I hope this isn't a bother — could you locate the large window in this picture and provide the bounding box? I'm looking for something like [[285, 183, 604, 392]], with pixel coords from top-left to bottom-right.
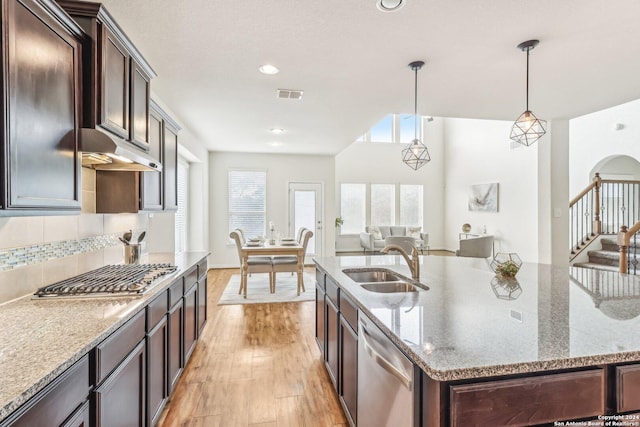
[[399, 184, 423, 226], [355, 114, 426, 144], [371, 184, 395, 226], [175, 157, 189, 253], [338, 183, 424, 233], [228, 170, 266, 240], [340, 184, 366, 234]]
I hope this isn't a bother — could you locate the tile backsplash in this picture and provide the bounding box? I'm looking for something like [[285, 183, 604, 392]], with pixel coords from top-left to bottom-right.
[[0, 213, 149, 304]]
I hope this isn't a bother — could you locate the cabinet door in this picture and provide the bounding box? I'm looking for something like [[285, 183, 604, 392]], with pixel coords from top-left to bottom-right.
[[167, 301, 184, 394], [184, 285, 198, 363], [147, 317, 167, 427], [140, 108, 163, 210], [339, 316, 357, 426], [197, 278, 207, 335], [130, 59, 150, 150], [100, 26, 130, 139], [61, 401, 89, 427], [315, 285, 325, 355], [163, 123, 179, 211], [4, 0, 81, 210], [95, 340, 146, 427], [325, 298, 339, 389]]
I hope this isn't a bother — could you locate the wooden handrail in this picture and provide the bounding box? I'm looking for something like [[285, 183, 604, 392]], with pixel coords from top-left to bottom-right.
[[617, 221, 640, 273], [569, 181, 597, 207], [601, 179, 640, 185]]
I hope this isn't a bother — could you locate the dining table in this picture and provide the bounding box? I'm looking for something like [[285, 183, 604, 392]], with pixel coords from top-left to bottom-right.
[[240, 240, 305, 298]]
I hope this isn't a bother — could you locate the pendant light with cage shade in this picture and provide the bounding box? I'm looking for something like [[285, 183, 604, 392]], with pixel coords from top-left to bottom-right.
[[402, 61, 430, 170], [510, 40, 547, 146]]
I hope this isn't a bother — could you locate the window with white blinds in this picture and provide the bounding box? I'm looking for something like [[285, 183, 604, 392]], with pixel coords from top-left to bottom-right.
[[228, 170, 266, 240], [175, 158, 189, 253]]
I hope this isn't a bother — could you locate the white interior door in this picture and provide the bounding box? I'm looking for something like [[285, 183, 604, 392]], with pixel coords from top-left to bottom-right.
[[288, 182, 323, 257]]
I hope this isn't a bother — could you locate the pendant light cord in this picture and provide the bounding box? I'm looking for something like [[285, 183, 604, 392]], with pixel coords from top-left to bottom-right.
[[414, 65, 418, 140], [525, 47, 530, 112]]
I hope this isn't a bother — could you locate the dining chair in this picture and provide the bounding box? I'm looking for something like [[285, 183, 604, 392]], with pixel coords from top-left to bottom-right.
[[271, 229, 313, 293], [229, 230, 273, 295]]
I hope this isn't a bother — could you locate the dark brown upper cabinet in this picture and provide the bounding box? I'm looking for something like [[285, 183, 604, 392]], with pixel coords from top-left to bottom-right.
[[0, 0, 83, 214], [56, 1, 156, 151], [163, 120, 179, 211], [140, 104, 164, 211], [140, 100, 180, 212]]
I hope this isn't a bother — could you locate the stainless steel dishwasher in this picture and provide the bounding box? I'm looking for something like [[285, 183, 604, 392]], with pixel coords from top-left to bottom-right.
[[357, 312, 415, 427]]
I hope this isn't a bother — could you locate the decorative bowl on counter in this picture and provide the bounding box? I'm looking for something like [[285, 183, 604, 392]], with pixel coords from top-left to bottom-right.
[[490, 252, 523, 278]]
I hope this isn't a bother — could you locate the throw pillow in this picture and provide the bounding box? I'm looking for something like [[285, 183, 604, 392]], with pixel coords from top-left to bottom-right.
[[407, 226, 422, 239], [369, 226, 382, 240]]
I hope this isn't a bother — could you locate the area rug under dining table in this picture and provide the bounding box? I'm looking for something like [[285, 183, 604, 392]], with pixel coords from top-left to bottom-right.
[[218, 272, 316, 305]]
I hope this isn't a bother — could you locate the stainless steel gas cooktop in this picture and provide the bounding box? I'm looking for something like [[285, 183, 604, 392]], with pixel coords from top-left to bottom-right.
[[34, 263, 177, 298]]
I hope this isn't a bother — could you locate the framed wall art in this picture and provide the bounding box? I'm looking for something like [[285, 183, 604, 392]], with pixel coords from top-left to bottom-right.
[[468, 183, 498, 212]]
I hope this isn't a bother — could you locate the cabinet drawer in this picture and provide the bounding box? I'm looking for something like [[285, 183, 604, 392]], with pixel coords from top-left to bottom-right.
[[617, 364, 640, 413], [184, 266, 198, 289], [146, 290, 168, 330], [326, 276, 339, 306], [168, 277, 184, 308], [315, 269, 325, 291], [450, 369, 605, 426], [5, 355, 89, 427], [339, 292, 358, 332], [95, 310, 146, 384], [197, 258, 208, 280]]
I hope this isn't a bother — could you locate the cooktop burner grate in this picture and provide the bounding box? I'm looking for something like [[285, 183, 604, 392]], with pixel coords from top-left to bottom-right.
[[34, 263, 177, 298]]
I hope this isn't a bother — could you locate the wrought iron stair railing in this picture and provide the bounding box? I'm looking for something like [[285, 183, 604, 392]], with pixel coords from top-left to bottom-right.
[[570, 173, 640, 261]]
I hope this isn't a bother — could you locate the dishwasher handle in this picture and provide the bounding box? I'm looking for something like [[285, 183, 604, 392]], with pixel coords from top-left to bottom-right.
[[360, 321, 413, 390]]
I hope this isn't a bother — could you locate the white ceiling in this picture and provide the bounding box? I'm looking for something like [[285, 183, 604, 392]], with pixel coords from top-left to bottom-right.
[[96, 0, 640, 155]]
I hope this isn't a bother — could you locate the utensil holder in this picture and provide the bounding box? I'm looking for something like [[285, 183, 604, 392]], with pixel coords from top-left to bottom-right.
[[124, 244, 141, 264]]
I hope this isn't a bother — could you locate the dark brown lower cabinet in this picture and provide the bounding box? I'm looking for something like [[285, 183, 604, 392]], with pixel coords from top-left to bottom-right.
[[147, 317, 167, 427], [184, 284, 198, 363], [168, 300, 184, 394], [315, 284, 325, 355], [325, 298, 339, 389], [339, 315, 357, 427], [94, 340, 146, 427], [61, 401, 89, 427], [0, 355, 90, 427], [197, 277, 207, 335]]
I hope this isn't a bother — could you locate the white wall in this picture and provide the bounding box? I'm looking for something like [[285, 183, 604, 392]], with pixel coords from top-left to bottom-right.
[[443, 118, 539, 262], [570, 98, 640, 196], [335, 118, 445, 250], [209, 152, 335, 268]]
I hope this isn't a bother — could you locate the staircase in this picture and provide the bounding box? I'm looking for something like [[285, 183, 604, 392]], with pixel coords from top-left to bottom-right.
[[574, 237, 640, 272]]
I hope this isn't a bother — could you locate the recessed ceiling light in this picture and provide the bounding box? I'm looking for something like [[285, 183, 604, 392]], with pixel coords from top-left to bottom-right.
[[270, 141, 283, 147], [270, 128, 284, 134], [259, 64, 279, 75], [376, 0, 405, 12]]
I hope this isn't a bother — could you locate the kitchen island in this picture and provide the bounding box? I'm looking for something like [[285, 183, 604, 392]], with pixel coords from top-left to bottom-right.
[[0, 251, 208, 426], [314, 255, 640, 426]]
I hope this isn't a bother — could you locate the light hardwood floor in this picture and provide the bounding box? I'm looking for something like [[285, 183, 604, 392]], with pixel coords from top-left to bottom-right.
[[157, 267, 348, 427]]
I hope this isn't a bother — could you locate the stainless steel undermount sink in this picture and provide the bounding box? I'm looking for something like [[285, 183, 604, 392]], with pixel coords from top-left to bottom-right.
[[343, 268, 404, 283], [342, 268, 429, 293], [361, 282, 417, 293]]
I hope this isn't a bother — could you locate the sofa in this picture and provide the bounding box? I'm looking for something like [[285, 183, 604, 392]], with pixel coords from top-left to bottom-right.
[[456, 235, 494, 258], [359, 226, 428, 252]]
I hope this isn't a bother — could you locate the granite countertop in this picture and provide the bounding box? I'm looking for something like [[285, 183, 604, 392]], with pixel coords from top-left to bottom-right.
[[314, 255, 640, 382], [0, 251, 208, 423]]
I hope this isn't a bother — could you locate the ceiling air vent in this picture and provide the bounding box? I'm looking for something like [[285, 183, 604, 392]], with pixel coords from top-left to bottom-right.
[[277, 89, 304, 100]]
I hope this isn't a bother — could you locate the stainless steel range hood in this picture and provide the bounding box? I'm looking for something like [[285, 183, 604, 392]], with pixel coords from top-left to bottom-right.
[[80, 128, 162, 172]]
